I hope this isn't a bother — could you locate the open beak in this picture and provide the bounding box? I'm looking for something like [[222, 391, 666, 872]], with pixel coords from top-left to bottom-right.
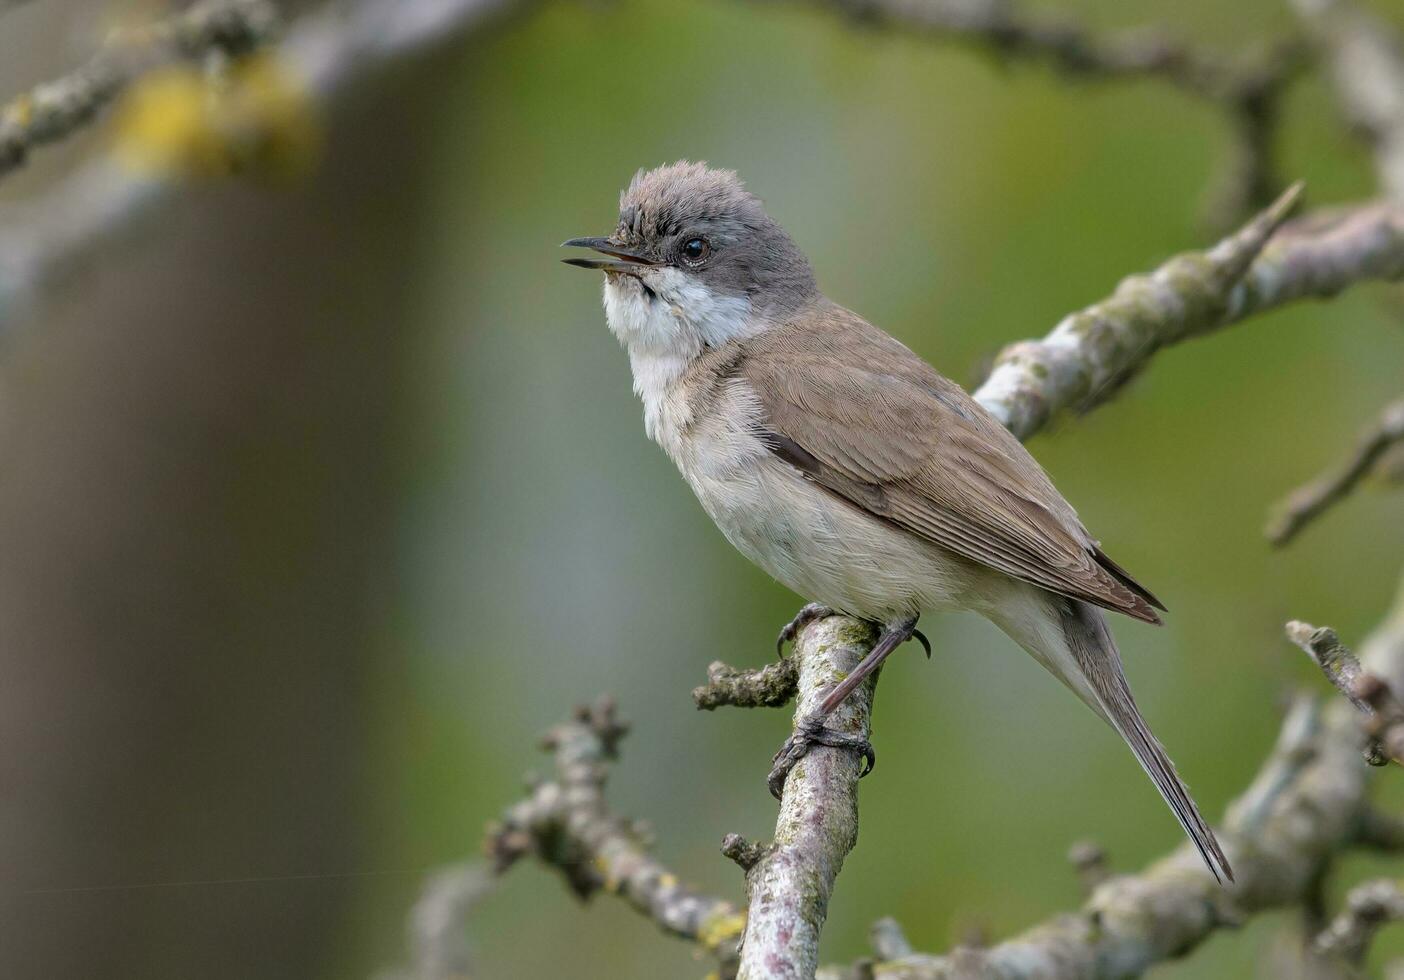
[[560, 236, 657, 272]]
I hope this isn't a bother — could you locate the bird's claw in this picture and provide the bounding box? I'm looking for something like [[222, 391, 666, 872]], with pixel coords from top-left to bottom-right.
[[775, 603, 836, 656], [912, 627, 931, 658], [766, 714, 875, 799]]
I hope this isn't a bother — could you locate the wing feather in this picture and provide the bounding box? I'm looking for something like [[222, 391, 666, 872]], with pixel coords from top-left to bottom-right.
[[740, 306, 1163, 624]]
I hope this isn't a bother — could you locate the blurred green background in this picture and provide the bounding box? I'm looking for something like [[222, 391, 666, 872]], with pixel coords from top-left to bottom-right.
[[2, 1, 1403, 978]]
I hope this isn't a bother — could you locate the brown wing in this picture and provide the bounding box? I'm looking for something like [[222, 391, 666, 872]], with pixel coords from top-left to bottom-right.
[[741, 306, 1165, 624]]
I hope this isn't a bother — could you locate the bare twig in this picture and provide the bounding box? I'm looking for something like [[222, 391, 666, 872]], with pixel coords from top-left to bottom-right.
[[1287, 620, 1404, 767], [1287, 621, 1377, 715], [484, 697, 745, 973], [0, 0, 279, 179], [693, 658, 798, 710], [735, 616, 879, 979], [1290, 0, 1404, 202], [1067, 840, 1110, 896], [1315, 879, 1404, 963], [1268, 397, 1404, 546]]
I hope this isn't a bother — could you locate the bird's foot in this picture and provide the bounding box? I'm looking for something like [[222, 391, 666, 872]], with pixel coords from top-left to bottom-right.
[[767, 713, 875, 799], [775, 603, 836, 656]]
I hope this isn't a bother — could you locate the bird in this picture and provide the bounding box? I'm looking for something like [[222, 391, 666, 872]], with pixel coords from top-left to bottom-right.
[[561, 161, 1232, 884]]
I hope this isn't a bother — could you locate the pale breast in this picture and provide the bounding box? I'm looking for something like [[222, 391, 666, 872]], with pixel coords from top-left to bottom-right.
[[649, 366, 972, 620]]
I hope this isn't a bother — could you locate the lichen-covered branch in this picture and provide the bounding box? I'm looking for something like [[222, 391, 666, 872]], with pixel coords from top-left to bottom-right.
[[693, 657, 798, 710], [973, 192, 1404, 439], [735, 617, 879, 980], [809, 580, 1404, 979], [1290, 0, 1404, 202], [973, 183, 1301, 437], [484, 697, 745, 973], [0, 0, 279, 180], [1268, 397, 1404, 546]]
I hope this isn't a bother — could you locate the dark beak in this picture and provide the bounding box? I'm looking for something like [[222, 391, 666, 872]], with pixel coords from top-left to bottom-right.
[[560, 236, 657, 271]]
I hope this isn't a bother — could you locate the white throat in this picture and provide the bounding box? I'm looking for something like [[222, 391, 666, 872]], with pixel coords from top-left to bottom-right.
[[602, 269, 758, 442]]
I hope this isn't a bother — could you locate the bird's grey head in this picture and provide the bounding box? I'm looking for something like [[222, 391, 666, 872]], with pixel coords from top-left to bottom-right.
[[564, 162, 817, 360]]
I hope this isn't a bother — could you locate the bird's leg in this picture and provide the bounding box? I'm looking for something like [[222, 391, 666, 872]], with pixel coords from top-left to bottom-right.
[[775, 602, 836, 656], [767, 615, 921, 799]]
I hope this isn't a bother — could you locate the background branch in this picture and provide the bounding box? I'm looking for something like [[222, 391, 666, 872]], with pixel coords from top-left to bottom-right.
[[0, 0, 534, 334], [1290, 0, 1404, 202], [0, 0, 279, 180], [784, 0, 1306, 226], [1268, 397, 1404, 546]]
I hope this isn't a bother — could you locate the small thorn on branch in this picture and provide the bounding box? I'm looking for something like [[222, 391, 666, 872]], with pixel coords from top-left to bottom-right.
[[693, 658, 798, 710], [1068, 840, 1111, 894]]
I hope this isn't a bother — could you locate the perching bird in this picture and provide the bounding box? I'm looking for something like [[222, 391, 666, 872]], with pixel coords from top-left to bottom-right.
[[562, 161, 1232, 884]]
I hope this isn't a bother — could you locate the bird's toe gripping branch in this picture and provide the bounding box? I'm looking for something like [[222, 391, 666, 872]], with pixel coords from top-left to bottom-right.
[[767, 713, 876, 800]]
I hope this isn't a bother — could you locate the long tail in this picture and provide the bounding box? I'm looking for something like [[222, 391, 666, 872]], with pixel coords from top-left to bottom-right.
[[1058, 599, 1233, 884]]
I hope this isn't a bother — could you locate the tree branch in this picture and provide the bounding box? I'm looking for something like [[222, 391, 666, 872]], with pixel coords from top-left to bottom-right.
[[810, 580, 1404, 978], [379, 863, 495, 980], [0, 0, 535, 334], [1290, 0, 1404, 202], [693, 657, 798, 710], [1314, 879, 1404, 964], [1287, 619, 1404, 768], [974, 194, 1404, 438], [484, 697, 745, 973], [780, 0, 1307, 226], [734, 617, 879, 979], [1268, 397, 1404, 546], [0, 0, 279, 180]]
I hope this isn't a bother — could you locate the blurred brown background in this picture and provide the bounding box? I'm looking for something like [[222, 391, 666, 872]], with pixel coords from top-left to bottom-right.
[[0, 1, 1401, 978]]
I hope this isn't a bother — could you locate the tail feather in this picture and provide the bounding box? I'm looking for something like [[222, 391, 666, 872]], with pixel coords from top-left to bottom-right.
[[1059, 600, 1233, 884]]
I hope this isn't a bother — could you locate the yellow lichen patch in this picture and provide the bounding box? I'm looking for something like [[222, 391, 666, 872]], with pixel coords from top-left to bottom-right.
[[112, 53, 320, 180], [591, 854, 623, 893], [3, 94, 34, 128], [697, 909, 746, 952], [658, 872, 678, 890]]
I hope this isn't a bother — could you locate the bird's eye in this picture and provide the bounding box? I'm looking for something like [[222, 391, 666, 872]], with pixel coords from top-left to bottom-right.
[[680, 238, 710, 265]]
